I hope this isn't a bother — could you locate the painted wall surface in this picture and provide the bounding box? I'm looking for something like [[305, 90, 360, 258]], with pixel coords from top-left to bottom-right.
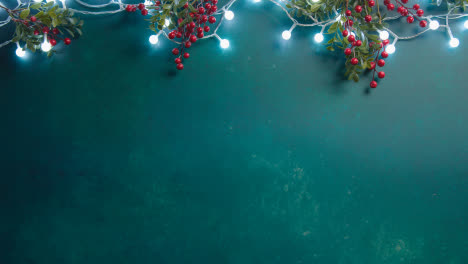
[[1, 1, 467, 263]]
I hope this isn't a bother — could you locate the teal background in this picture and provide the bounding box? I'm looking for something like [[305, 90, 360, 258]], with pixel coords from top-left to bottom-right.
[[1, 1, 468, 263]]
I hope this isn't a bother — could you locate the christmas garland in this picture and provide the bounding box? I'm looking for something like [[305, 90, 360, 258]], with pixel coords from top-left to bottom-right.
[[1, 0, 467, 88]]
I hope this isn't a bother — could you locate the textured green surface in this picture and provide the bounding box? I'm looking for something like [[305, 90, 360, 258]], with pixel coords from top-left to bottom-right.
[[1, 2, 468, 263]]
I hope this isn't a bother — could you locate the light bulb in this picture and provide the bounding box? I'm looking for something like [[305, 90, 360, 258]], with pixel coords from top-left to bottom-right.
[[312, 0, 319, 2], [220, 39, 229, 49], [335, 15, 341, 22], [165, 19, 170, 27], [464, 20, 468, 29], [449, 38, 459, 48], [429, 20, 440, 30], [282, 30, 291, 40], [253, 0, 261, 3], [314, 33, 324, 43], [149, 35, 158, 44], [224, 10, 234, 20], [33, 0, 42, 2], [41, 42, 51, 52], [386, 44, 395, 54], [144, 0, 152, 5], [46, 0, 54, 2], [379, 30, 389, 40], [16, 47, 26, 57]]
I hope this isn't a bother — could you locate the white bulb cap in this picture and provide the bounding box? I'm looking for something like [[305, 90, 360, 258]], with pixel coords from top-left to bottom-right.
[[16, 47, 26, 57], [386, 44, 396, 54], [225, 10, 234, 20], [220, 39, 229, 49], [429, 20, 440, 30], [41, 42, 51, 52]]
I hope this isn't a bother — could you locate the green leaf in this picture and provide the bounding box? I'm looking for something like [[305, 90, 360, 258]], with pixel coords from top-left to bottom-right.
[[76, 28, 82, 36], [12, 36, 21, 43], [163, 4, 171, 9], [43, 1, 54, 8], [20, 9, 30, 19], [286, 4, 292, 8], [326, 46, 335, 51], [65, 28, 75, 37], [30, 3, 42, 9]]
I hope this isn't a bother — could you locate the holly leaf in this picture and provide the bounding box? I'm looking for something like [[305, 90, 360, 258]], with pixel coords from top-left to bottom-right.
[[20, 9, 30, 19], [30, 3, 42, 9]]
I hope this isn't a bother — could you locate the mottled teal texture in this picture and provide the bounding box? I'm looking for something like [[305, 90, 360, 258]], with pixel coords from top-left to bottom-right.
[[1, 1, 468, 263]]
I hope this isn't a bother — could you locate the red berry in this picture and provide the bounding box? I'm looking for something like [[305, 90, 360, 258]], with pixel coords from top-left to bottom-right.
[[401, 9, 408, 16], [351, 58, 359, 65], [168, 32, 175, 39], [419, 20, 427, 27], [42, 26, 49, 33], [205, 3, 211, 9], [176, 31, 182, 38], [208, 16, 216, 24], [189, 21, 196, 28], [344, 48, 352, 56], [384, 0, 390, 5], [212, 0, 218, 4], [417, 9, 424, 16], [138, 3, 145, 10], [365, 15, 372, 22], [30, 16, 37, 22], [64, 38, 71, 45], [156, 1, 161, 5], [126, 5, 132, 11], [370, 81, 378, 88], [190, 35, 197, 43], [355, 40, 362, 46], [132, 6, 137, 12], [172, 48, 179, 55], [197, 32, 204, 38], [407, 16, 414, 24], [381, 51, 388, 58], [347, 35, 355, 42], [346, 10, 352, 16], [378, 71, 385, 78], [387, 3, 394, 10], [197, 27, 203, 33], [183, 52, 190, 59], [369, 61, 376, 70], [175, 58, 181, 64], [183, 2, 188, 8], [176, 63, 184, 70], [204, 25, 210, 32], [377, 59, 385, 67], [413, 4, 420, 10], [52, 28, 59, 35], [49, 39, 57, 46], [33, 30, 39, 35], [382, 39, 390, 45], [368, 0, 375, 7], [347, 20, 353, 26], [402, 0, 408, 3], [178, 18, 183, 24], [185, 41, 192, 48], [397, 6, 404, 13], [211, 5, 217, 12], [198, 7, 205, 14], [141, 9, 148, 16], [355, 5, 362, 13], [189, 12, 195, 18], [342, 30, 348, 37]]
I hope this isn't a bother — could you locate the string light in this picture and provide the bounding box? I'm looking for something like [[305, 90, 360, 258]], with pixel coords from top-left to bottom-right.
[[449, 37, 459, 47], [224, 10, 234, 20], [164, 18, 170, 27], [464, 20, 468, 29], [312, 0, 320, 2], [41, 41, 51, 52], [379, 30, 389, 40], [314, 33, 324, 43], [149, 34, 158, 44], [430, 20, 440, 30], [386, 44, 396, 54], [16, 46, 25, 57], [282, 30, 291, 40], [253, 0, 261, 3], [220, 39, 229, 49], [33, 0, 42, 2]]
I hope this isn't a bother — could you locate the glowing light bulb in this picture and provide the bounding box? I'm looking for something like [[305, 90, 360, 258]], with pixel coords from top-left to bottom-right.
[[335, 15, 341, 22], [386, 44, 395, 54], [33, 0, 42, 2], [464, 20, 468, 29], [220, 39, 230, 49], [312, 0, 319, 2], [144, 0, 152, 5], [253, 0, 261, 3], [149, 35, 158, 44], [282, 30, 291, 40], [429, 20, 440, 30], [165, 19, 170, 27], [224, 10, 234, 20], [314, 33, 324, 43], [449, 38, 459, 48], [16, 47, 26, 57], [379, 30, 389, 40], [41, 41, 51, 52], [46, 0, 54, 3]]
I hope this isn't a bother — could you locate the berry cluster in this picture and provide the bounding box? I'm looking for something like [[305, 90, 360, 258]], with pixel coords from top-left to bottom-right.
[[125, 3, 150, 16], [385, 0, 426, 27], [35, 22, 72, 47], [169, 0, 219, 70]]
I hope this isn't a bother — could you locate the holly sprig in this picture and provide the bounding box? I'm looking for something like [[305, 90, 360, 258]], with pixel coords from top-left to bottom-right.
[[1, 1, 83, 56]]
